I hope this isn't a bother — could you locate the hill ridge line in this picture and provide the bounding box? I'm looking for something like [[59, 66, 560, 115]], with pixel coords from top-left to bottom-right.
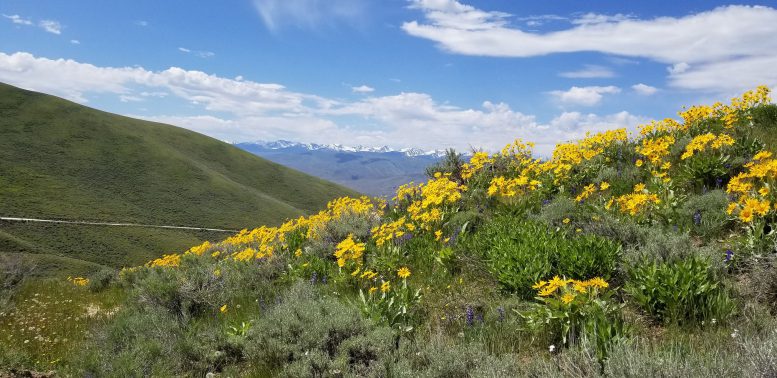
[[0, 216, 240, 233]]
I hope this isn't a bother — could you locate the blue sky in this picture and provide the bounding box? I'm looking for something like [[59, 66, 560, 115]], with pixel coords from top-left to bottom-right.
[[1, 0, 776, 154]]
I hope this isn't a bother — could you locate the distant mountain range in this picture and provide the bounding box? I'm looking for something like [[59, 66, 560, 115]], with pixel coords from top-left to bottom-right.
[[236, 140, 454, 197], [247, 140, 451, 158]]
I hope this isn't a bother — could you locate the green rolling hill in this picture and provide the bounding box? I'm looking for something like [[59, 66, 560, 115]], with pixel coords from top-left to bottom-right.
[[0, 82, 358, 274]]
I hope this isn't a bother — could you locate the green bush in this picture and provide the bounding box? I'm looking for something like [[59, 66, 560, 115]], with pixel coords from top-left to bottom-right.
[[626, 255, 735, 326], [521, 278, 626, 360], [679, 190, 730, 238], [244, 282, 395, 377], [466, 216, 620, 298], [87, 268, 116, 292], [0, 254, 34, 311]]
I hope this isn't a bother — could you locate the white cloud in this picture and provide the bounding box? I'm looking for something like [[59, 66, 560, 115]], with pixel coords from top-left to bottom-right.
[[571, 13, 634, 25], [178, 47, 215, 58], [632, 83, 658, 96], [0, 51, 646, 153], [516, 14, 567, 27], [70, 39, 80, 44], [253, 0, 368, 32], [135, 20, 149, 27], [3, 14, 33, 25], [403, 2, 777, 93], [550, 86, 620, 106], [352, 85, 375, 93], [38, 20, 61, 34], [559, 65, 615, 79], [668, 56, 777, 94], [668, 62, 689, 74]]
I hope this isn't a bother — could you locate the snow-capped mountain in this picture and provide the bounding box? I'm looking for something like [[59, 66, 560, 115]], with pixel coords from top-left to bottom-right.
[[244, 140, 451, 158], [234, 140, 456, 197]]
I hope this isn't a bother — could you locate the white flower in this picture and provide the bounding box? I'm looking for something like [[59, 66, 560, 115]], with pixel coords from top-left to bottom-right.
[[549, 345, 556, 352]]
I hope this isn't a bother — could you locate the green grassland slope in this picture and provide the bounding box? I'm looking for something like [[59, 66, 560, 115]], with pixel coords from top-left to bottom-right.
[[0, 82, 358, 272]]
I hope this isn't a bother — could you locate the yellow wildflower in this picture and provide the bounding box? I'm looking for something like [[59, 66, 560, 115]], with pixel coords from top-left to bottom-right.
[[220, 305, 228, 313], [381, 281, 391, 293], [397, 267, 411, 279]]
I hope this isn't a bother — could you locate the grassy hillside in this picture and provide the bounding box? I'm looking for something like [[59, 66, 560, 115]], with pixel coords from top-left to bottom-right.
[[3, 87, 777, 376], [0, 82, 357, 272]]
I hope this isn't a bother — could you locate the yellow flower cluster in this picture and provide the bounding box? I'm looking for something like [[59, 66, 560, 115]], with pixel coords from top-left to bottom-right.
[[612, 183, 661, 216], [406, 173, 467, 231], [635, 135, 675, 165], [680, 133, 735, 160], [393, 182, 421, 203], [575, 184, 597, 203], [147, 253, 181, 267], [371, 216, 416, 247], [461, 151, 494, 179], [727, 150, 776, 223], [67, 276, 89, 286], [487, 175, 541, 198], [533, 276, 609, 301], [333, 234, 366, 267], [499, 138, 536, 159]]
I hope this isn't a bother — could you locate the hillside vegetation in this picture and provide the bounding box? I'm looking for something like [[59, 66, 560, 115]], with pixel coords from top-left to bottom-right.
[[2, 87, 777, 376], [0, 82, 357, 272]]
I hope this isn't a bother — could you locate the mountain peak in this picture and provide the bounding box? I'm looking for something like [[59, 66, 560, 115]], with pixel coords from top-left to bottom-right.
[[242, 140, 453, 158]]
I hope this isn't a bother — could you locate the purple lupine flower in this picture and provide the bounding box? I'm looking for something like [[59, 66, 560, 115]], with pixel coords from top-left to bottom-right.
[[542, 199, 551, 206], [321, 275, 327, 284], [449, 228, 461, 245], [497, 306, 505, 322], [724, 249, 734, 263], [716, 178, 723, 188], [310, 271, 318, 285], [693, 210, 702, 226], [465, 306, 474, 327]]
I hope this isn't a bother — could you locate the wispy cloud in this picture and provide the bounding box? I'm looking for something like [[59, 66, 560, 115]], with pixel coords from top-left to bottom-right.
[[38, 20, 62, 34], [3, 14, 64, 35], [3, 14, 33, 25], [70, 39, 80, 45], [178, 47, 215, 58], [550, 86, 621, 106], [559, 65, 615, 79], [253, 0, 368, 32], [0, 51, 647, 154], [135, 20, 149, 27], [402, 1, 777, 93]]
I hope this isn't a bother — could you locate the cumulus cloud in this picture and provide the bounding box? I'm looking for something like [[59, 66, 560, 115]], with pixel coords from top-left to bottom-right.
[[632, 83, 658, 95], [559, 65, 615, 79], [351, 85, 375, 93], [253, 0, 368, 32], [402, 1, 777, 93], [550, 86, 620, 106], [0, 51, 645, 153]]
